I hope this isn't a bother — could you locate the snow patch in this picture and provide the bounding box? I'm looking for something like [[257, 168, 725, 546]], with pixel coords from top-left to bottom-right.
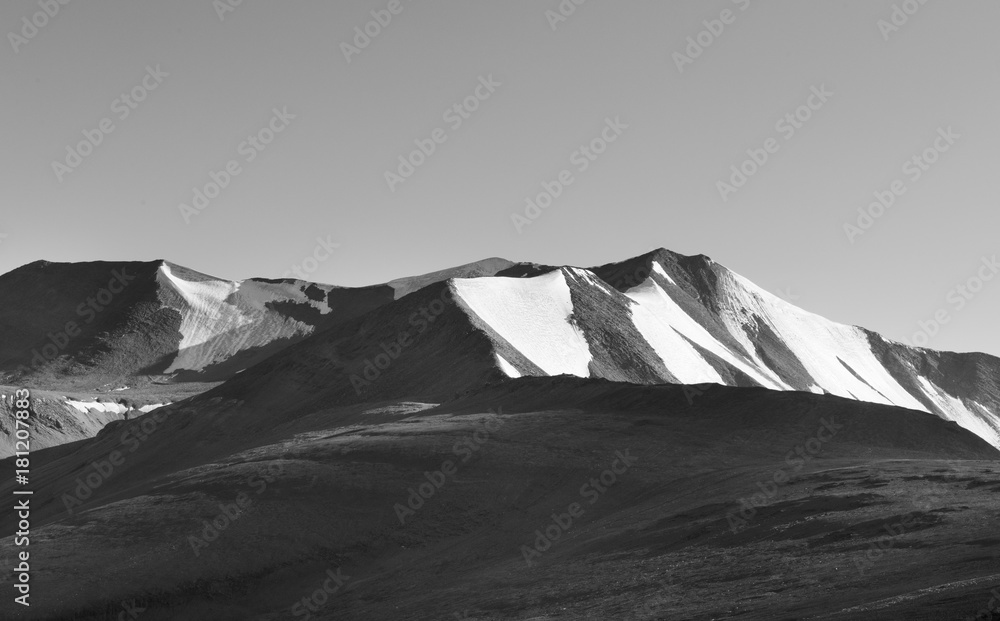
[[714, 270, 928, 411], [495, 353, 521, 378], [157, 262, 329, 372], [453, 270, 592, 377], [625, 278, 786, 388], [239, 280, 333, 316], [65, 399, 129, 415], [570, 267, 614, 295], [916, 377, 1000, 448], [625, 290, 724, 384], [652, 261, 676, 285]]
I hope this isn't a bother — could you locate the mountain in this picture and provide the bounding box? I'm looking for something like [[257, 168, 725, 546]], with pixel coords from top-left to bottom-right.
[[0, 260, 334, 386], [0, 257, 519, 456], [0, 260, 374, 456], [3, 248, 1000, 619], [3, 248, 998, 456], [189, 248, 1000, 449], [0, 257, 517, 388]]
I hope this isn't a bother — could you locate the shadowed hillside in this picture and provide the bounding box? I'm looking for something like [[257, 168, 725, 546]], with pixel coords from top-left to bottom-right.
[[1, 377, 997, 619]]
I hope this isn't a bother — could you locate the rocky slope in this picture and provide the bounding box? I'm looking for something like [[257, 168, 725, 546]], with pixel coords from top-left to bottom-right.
[[3, 249, 998, 452], [190, 248, 1000, 448]]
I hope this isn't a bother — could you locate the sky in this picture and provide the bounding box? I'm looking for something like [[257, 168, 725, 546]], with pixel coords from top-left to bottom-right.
[[0, 0, 997, 357]]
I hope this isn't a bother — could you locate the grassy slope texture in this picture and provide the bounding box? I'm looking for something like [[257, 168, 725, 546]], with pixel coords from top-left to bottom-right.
[[1, 377, 998, 620]]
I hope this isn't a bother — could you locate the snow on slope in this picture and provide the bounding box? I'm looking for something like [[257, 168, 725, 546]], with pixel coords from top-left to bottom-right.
[[566, 267, 615, 295], [64, 399, 169, 416], [65, 399, 130, 415], [624, 277, 787, 388], [495, 353, 522, 378], [240, 279, 333, 316], [441, 253, 999, 447], [157, 262, 333, 373], [915, 376, 1000, 448], [714, 269, 928, 412], [452, 269, 592, 377], [651, 261, 676, 285], [0, 393, 171, 458], [624, 283, 725, 385]]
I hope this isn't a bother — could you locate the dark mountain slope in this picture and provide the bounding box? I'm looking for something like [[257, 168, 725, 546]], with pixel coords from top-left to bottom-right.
[[1, 377, 997, 620]]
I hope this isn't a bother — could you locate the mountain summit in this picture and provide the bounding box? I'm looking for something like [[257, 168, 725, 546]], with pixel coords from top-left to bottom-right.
[[194, 247, 1000, 448], [4, 248, 1000, 620], [2, 249, 999, 449]]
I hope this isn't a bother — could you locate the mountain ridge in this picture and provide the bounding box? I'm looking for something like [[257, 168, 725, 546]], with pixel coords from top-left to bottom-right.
[[180, 248, 1000, 448], [3, 248, 999, 450]]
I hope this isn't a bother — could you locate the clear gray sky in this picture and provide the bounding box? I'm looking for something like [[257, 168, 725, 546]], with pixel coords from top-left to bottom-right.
[[1, 1, 997, 357]]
